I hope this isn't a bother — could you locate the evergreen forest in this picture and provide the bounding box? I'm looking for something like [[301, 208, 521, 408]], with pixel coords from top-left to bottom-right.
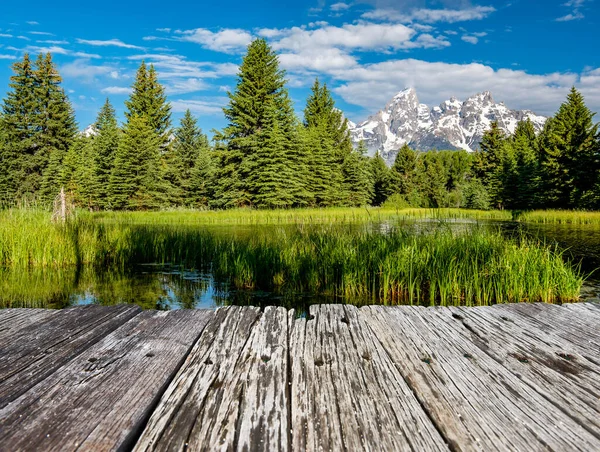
[[0, 39, 598, 211]]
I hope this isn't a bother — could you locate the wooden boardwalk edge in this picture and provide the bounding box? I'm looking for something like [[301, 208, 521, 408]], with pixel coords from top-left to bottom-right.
[[0, 302, 598, 451]]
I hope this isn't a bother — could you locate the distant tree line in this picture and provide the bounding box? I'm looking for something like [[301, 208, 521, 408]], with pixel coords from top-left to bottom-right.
[[0, 39, 598, 210]]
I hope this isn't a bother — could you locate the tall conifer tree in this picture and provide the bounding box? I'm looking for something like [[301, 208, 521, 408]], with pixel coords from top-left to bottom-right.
[[125, 62, 171, 148], [214, 38, 308, 208], [108, 115, 165, 209], [91, 98, 120, 208]]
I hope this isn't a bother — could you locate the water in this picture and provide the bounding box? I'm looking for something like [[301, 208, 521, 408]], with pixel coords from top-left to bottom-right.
[[1, 220, 598, 310]]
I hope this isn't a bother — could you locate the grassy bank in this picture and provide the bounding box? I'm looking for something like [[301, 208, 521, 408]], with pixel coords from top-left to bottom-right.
[[0, 209, 582, 305], [518, 210, 600, 225]]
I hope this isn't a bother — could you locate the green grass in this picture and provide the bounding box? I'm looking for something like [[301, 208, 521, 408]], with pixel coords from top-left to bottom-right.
[[93, 207, 512, 225], [0, 208, 583, 306], [518, 210, 600, 225]]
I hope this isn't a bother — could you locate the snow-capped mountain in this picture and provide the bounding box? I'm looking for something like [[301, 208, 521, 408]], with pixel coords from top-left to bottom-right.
[[350, 88, 546, 165], [80, 124, 98, 137]]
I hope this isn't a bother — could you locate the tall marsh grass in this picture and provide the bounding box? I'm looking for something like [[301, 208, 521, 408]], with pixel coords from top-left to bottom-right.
[[518, 210, 600, 225], [0, 209, 582, 305]]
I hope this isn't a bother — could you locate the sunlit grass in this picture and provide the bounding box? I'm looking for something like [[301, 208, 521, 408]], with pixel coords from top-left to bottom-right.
[[0, 209, 582, 306], [518, 210, 600, 225]]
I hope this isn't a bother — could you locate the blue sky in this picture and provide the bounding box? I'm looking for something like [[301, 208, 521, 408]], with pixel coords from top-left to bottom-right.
[[0, 0, 598, 134]]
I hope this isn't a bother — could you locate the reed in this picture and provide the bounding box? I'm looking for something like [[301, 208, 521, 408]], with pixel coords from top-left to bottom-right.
[[0, 209, 582, 306], [518, 210, 600, 225]]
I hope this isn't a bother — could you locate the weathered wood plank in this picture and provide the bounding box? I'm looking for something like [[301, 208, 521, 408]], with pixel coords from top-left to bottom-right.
[[289, 305, 448, 451], [134, 305, 276, 452], [0, 309, 212, 452], [494, 303, 600, 360], [0, 308, 58, 340], [443, 305, 600, 437], [0, 304, 141, 408], [361, 305, 600, 451]]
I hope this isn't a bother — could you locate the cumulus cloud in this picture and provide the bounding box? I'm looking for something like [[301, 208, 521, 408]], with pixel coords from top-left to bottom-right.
[[126, 53, 238, 79], [461, 35, 479, 44], [76, 38, 144, 50], [272, 23, 416, 52], [362, 6, 496, 24], [101, 86, 132, 95], [330, 2, 351, 12], [175, 28, 252, 53], [328, 58, 600, 117], [61, 59, 118, 82], [171, 98, 227, 115]]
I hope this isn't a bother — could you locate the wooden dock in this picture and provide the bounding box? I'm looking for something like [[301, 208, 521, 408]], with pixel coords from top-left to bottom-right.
[[0, 302, 599, 451]]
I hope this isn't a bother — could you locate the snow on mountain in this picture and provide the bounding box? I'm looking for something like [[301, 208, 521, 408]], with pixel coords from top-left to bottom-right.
[[349, 88, 547, 165], [80, 124, 98, 137]]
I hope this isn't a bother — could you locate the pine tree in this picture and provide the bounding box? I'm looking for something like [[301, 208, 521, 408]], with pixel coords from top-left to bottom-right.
[[0, 54, 40, 199], [370, 151, 392, 206], [341, 145, 372, 206], [538, 87, 599, 208], [389, 144, 417, 196], [302, 125, 342, 206], [108, 115, 165, 210], [63, 136, 96, 208], [36, 53, 78, 201], [191, 144, 217, 208], [90, 98, 120, 208], [476, 121, 508, 208], [125, 62, 171, 148], [214, 38, 308, 208], [303, 78, 351, 202], [166, 110, 209, 206], [504, 120, 539, 209]]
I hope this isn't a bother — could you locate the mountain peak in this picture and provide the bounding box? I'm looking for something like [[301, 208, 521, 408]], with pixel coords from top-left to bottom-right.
[[350, 88, 547, 165]]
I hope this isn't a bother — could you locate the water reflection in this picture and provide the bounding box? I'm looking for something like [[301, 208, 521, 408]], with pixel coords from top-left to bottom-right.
[[1, 220, 599, 311]]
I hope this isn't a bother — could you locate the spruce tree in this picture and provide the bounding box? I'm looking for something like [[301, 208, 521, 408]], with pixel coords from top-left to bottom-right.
[[0, 54, 40, 199], [302, 124, 342, 206], [389, 144, 417, 196], [108, 115, 165, 210], [505, 120, 539, 209], [125, 62, 171, 148], [303, 78, 351, 202], [341, 146, 372, 206], [166, 110, 210, 206], [370, 151, 392, 206], [214, 38, 308, 208], [477, 121, 508, 208], [90, 98, 120, 208], [538, 87, 599, 208], [36, 53, 78, 200]]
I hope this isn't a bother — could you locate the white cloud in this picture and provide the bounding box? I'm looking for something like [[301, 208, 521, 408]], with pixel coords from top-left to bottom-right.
[[330, 2, 351, 12], [272, 23, 416, 52], [165, 78, 211, 94], [171, 98, 227, 115], [101, 86, 132, 95], [461, 35, 479, 44], [556, 12, 584, 21], [26, 21, 39, 25], [61, 59, 117, 82], [257, 28, 284, 38], [0, 54, 16, 60], [76, 38, 144, 50], [37, 40, 69, 45], [557, 0, 588, 21], [175, 28, 253, 53], [0, 33, 13, 38], [17, 36, 30, 41], [157, 28, 171, 33], [362, 6, 496, 24], [279, 48, 358, 72], [328, 58, 600, 117], [126, 53, 238, 79], [29, 31, 54, 36]]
